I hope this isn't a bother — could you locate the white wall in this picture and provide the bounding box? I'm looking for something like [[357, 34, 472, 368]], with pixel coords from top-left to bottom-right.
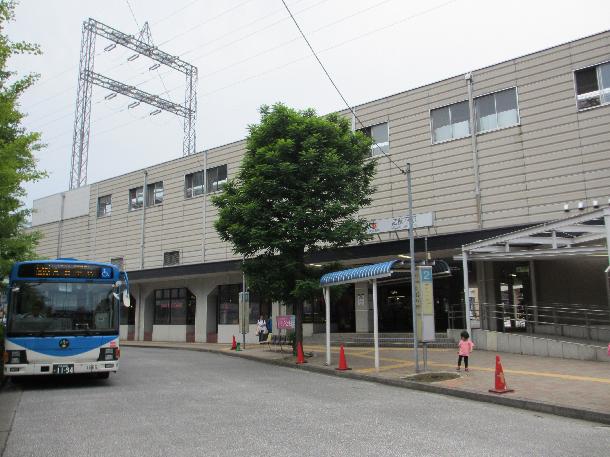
[[32, 186, 90, 226]]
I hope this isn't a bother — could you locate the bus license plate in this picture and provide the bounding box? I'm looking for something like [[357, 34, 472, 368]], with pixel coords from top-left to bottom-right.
[[53, 364, 74, 375]]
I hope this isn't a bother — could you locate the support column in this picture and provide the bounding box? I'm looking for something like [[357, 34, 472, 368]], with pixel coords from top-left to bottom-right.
[[529, 260, 539, 333], [372, 279, 379, 372], [324, 287, 331, 367], [462, 250, 472, 335]]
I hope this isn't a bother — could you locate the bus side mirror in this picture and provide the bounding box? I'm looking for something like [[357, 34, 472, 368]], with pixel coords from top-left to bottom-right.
[[122, 290, 130, 308]]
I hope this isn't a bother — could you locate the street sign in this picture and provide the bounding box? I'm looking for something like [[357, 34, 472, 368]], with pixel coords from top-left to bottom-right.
[[415, 265, 435, 342], [238, 292, 250, 335]]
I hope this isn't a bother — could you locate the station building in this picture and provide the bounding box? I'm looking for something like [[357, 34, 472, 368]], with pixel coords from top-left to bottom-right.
[[29, 31, 610, 344]]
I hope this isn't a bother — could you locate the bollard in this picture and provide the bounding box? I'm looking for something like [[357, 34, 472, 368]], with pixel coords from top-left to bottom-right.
[[236, 342, 241, 352]]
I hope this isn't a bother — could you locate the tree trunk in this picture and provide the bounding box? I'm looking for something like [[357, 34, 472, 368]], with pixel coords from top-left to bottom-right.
[[292, 247, 306, 354], [294, 299, 304, 353]]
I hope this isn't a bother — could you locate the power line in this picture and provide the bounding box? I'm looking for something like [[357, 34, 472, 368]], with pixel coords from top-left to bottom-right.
[[125, 0, 140, 28], [282, 0, 405, 174]]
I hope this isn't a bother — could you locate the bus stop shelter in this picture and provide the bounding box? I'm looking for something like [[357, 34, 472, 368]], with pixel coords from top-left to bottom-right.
[[320, 260, 409, 372]]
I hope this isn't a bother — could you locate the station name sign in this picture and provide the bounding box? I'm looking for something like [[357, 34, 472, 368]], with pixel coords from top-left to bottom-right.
[[367, 212, 434, 234]]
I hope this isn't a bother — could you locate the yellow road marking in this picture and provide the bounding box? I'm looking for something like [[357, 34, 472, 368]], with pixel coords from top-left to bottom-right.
[[304, 345, 610, 384]]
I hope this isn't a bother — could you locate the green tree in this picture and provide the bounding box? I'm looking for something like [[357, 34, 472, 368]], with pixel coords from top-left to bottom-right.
[[0, 0, 46, 279], [213, 103, 376, 347]]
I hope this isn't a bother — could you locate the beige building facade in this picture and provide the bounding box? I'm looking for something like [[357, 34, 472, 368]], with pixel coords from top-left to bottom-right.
[[30, 31, 610, 343]]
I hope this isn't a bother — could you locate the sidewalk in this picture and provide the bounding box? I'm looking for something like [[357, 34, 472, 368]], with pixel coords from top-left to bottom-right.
[[121, 340, 610, 424]]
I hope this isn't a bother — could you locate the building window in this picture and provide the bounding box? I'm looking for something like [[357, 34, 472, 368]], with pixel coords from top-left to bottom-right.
[[206, 165, 227, 193], [359, 122, 389, 156], [575, 62, 610, 110], [475, 88, 519, 133], [163, 250, 180, 266], [153, 288, 195, 325], [185, 171, 204, 198], [431, 101, 470, 143], [146, 181, 163, 206], [97, 195, 111, 217], [110, 257, 124, 270], [129, 186, 143, 211]]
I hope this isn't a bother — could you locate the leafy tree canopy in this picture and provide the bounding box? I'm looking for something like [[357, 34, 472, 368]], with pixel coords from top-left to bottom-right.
[[213, 103, 376, 342], [0, 0, 46, 279]]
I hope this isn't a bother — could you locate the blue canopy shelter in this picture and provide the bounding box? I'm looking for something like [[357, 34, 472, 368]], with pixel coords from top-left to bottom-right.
[[320, 260, 409, 371]]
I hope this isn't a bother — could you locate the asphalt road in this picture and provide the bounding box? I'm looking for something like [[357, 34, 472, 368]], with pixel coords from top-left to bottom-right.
[[1, 347, 609, 457]]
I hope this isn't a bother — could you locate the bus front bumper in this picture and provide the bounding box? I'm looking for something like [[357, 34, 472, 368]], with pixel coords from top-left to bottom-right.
[[4, 361, 119, 376]]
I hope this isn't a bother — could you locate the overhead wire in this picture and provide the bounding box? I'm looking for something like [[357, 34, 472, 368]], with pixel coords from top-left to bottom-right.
[[280, 0, 408, 174]]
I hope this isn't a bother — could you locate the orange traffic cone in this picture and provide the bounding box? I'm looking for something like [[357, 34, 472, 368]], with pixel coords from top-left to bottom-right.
[[336, 345, 351, 371], [489, 355, 514, 394], [296, 342, 307, 364], [230, 335, 237, 350]]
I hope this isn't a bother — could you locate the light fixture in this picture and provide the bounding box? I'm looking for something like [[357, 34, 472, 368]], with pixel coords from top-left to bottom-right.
[[104, 43, 116, 52], [308, 263, 322, 267], [397, 254, 411, 259], [127, 54, 140, 62], [577, 201, 585, 210], [563, 203, 569, 212], [128, 101, 140, 109], [104, 93, 117, 100]]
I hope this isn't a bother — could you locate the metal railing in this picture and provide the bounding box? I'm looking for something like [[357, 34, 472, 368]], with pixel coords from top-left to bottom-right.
[[477, 301, 610, 341]]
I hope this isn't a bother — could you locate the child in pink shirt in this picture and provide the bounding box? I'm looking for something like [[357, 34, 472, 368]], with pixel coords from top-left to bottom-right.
[[457, 330, 474, 372]]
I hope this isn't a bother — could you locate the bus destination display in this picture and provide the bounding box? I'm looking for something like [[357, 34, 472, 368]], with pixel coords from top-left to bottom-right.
[[17, 263, 112, 279]]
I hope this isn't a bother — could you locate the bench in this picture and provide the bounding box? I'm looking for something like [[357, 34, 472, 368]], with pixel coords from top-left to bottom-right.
[[266, 333, 294, 352]]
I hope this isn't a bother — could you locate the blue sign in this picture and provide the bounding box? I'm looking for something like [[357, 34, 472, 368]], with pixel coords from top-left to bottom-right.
[[420, 268, 432, 282], [101, 268, 112, 279]]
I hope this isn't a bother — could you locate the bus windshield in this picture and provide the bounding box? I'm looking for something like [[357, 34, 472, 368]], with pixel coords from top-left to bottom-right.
[[7, 281, 118, 335]]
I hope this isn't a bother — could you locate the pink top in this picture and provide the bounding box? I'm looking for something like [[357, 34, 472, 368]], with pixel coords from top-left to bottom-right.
[[458, 339, 474, 356]]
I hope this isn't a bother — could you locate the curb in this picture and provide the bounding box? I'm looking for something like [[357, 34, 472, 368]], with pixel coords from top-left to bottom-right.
[[123, 342, 610, 425]]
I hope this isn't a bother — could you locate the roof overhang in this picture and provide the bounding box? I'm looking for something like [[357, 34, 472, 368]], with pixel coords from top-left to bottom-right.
[[458, 207, 610, 262]]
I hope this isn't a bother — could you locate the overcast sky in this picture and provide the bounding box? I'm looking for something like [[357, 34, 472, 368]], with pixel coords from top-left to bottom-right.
[[7, 0, 610, 208]]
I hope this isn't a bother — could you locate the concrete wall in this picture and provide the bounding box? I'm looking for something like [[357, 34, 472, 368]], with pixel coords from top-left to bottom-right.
[[447, 329, 610, 363], [30, 31, 610, 273]]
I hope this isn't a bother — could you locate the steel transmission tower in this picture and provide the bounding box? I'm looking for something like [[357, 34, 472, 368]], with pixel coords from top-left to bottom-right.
[[70, 18, 198, 189]]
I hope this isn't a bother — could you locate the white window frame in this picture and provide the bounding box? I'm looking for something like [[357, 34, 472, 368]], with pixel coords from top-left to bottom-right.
[[184, 170, 205, 199], [429, 99, 471, 145], [146, 181, 164, 207], [474, 86, 521, 135], [97, 194, 112, 217], [573, 60, 610, 112], [128, 186, 143, 211], [206, 165, 228, 194], [358, 122, 390, 157]]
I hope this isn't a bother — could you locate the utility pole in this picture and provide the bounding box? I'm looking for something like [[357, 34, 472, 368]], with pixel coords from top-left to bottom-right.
[[407, 163, 419, 372]]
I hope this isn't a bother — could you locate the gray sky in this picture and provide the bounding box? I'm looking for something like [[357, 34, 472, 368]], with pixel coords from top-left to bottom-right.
[[7, 0, 610, 209]]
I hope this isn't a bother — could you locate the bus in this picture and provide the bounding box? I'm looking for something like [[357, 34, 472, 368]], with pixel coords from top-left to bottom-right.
[[3, 258, 129, 379]]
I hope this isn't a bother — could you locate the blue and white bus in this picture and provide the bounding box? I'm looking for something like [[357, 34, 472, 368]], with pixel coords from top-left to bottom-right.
[[3, 259, 129, 379]]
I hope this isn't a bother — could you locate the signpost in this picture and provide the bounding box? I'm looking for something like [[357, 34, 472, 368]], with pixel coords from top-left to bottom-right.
[[238, 291, 249, 349], [415, 265, 435, 370]]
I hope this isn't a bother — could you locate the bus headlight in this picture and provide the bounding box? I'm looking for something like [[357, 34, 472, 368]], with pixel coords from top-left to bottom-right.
[[5, 350, 27, 364]]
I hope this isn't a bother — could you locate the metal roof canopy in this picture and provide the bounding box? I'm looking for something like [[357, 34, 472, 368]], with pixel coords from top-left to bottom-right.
[[460, 207, 610, 261], [319, 260, 408, 286], [457, 207, 610, 336]]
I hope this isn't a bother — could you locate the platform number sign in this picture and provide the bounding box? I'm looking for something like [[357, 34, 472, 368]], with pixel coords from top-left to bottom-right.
[[415, 266, 436, 342]]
